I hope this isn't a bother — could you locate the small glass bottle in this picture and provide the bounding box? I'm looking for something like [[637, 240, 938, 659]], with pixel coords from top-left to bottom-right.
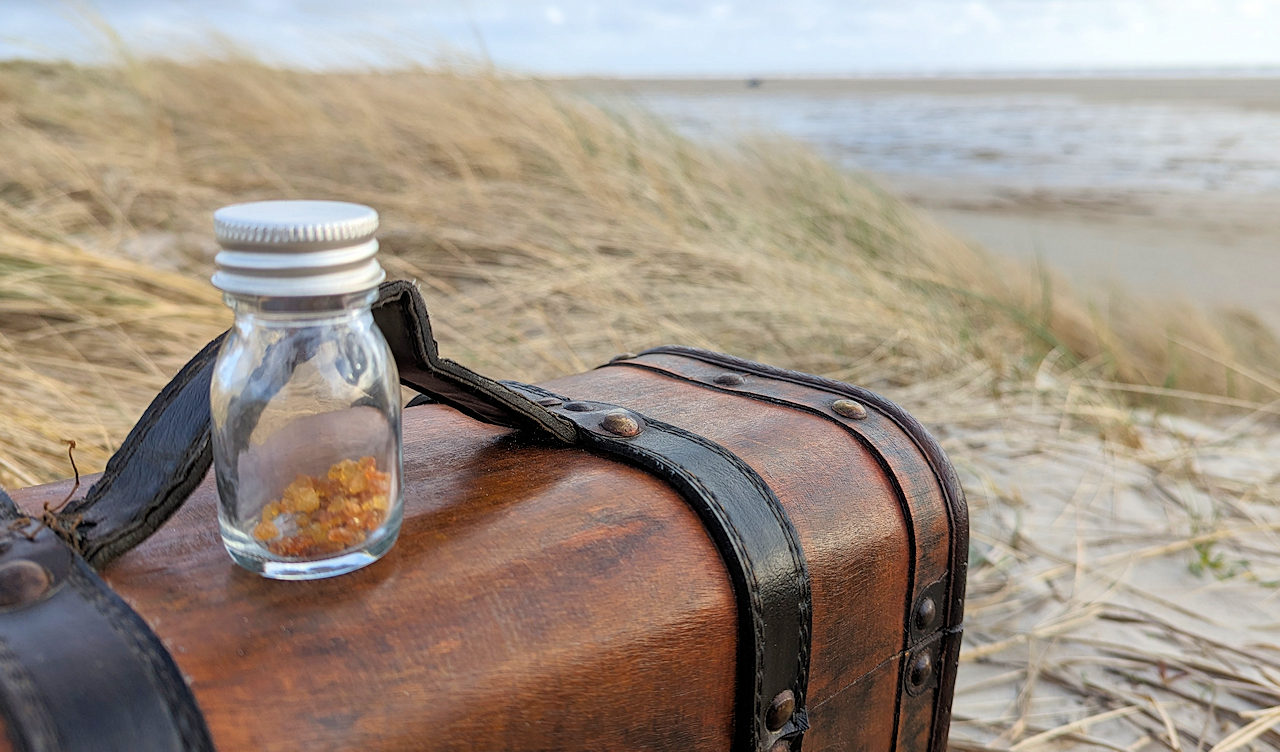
[[209, 200, 403, 580]]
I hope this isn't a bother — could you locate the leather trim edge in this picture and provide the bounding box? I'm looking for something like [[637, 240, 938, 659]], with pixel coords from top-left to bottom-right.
[[502, 386, 813, 752], [0, 523, 214, 752], [605, 345, 968, 752]]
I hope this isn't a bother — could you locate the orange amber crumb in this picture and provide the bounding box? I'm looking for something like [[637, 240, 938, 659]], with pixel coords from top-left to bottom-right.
[[253, 456, 392, 558], [253, 520, 279, 541]]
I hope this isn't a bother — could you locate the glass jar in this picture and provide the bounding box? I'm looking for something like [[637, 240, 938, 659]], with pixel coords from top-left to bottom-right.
[[209, 200, 403, 580]]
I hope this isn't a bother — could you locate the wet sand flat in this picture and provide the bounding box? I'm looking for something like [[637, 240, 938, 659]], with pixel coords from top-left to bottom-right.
[[884, 175, 1280, 332], [576, 76, 1280, 332], [572, 75, 1280, 111]]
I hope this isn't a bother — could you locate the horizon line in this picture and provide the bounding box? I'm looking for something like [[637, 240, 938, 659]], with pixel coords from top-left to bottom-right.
[[4, 55, 1280, 81]]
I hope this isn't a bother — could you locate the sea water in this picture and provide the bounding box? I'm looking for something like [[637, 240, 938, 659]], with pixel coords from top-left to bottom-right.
[[608, 80, 1280, 196]]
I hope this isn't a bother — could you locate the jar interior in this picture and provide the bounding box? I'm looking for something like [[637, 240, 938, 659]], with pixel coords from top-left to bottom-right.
[[219, 405, 401, 562]]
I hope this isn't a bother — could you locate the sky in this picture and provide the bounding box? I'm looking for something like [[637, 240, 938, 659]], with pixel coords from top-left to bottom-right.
[[2, 1, 1279, 76]]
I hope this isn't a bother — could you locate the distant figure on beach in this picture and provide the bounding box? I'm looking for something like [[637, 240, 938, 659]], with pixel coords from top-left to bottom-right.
[[746, 78, 763, 89]]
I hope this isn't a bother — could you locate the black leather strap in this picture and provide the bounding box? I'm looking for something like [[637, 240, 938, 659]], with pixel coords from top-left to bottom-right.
[[621, 345, 968, 634], [56, 280, 574, 569], [13, 281, 811, 752], [371, 281, 577, 442], [0, 495, 214, 752], [62, 336, 225, 569], [628, 346, 966, 529], [497, 385, 812, 752], [602, 346, 969, 752]]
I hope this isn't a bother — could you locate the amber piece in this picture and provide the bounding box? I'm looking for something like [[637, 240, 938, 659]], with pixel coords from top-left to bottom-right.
[[253, 456, 392, 558]]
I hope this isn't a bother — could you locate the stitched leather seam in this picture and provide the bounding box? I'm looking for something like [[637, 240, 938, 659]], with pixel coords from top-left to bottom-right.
[[632, 347, 966, 575], [620, 347, 967, 752], [83, 440, 211, 568], [68, 564, 213, 750], [649, 418, 810, 730], [618, 348, 966, 618], [67, 337, 222, 522], [497, 384, 810, 750], [0, 633, 60, 752], [501, 381, 570, 404], [601, 362, 903, 701], [610, 429, 771, 740], [382, 284, 577, 443]]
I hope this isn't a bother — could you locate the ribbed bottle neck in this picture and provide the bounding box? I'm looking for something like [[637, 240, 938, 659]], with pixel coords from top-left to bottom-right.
[[224, 289, 378, 323]]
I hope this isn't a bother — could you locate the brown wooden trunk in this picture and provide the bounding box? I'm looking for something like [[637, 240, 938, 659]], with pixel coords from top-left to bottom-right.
[[8, 352, 964, 751]]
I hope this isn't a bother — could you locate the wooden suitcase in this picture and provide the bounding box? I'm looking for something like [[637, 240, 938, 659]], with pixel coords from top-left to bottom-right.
[[0, 282, 966, 752]]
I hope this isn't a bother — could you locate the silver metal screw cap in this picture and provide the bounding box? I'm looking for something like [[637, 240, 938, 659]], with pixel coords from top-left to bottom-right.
[[212, 200, 386, 297]]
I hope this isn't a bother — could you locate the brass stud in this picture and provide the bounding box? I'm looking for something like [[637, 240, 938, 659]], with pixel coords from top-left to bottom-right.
[[713, 373, 746, 386], [831, 399, 868, 420], [914, 596, 938, 632], [535, 397, 562, 407], [563, 401, 596, 412], [600, 410, 642, 438], [0, 560, 52, 609], [766, 689, 795, 731], [908, 651, 934, 688]]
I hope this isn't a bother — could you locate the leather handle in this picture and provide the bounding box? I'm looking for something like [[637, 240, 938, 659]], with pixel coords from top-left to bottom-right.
[[53, 280, 575, 568], [0, 520, 216, 752], [493, 385, 811, 752], [372, 281, 577, 443], [2, 287, 818, 752]]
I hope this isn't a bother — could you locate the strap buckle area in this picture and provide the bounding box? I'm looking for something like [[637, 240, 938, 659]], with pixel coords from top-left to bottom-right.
[[0, 516, 214, 752]]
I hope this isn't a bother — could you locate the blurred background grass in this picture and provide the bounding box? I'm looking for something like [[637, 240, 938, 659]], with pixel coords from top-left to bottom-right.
[[4, 57, 1278, 485]]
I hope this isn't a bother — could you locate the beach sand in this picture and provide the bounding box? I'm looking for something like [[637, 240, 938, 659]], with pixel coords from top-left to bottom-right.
[[577, 76, 1280, 111], [887, 176, 1280, 332], [564, 76, 1280, 745], [577, 76, 1280, 333]]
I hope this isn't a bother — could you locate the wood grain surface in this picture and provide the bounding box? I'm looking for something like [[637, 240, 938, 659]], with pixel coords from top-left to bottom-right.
[[7, 362, 956, 751]]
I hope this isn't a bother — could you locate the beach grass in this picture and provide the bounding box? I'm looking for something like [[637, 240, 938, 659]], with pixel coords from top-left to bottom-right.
[[3, 58, 1280, 749], [5, 58, 1279, 483]]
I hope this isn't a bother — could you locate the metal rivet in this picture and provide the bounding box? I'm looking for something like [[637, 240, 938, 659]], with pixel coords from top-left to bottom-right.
[[713, 373, 746, 386], [908, 651, 933, 688], [766, 689, 795, 731], [914, 596, 938, 632], [563, 401, 596, 412], [0, 560, 52, 609], [609, 352, 638, 363], [600, 410, 642, 438], [535, 397, 562, 407], [831, 399, 868, 420]]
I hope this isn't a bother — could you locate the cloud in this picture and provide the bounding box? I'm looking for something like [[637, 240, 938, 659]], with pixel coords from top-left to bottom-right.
[[1, 0, 1278, 74], [964, 1, 1004, 33]]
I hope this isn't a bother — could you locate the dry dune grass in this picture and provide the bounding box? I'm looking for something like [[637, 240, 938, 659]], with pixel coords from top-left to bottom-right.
[[4, 58, 1278, 481], [909, 365, 1280, 751], [3, 58, 1280, 749], [0, 229, 225, 485]]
